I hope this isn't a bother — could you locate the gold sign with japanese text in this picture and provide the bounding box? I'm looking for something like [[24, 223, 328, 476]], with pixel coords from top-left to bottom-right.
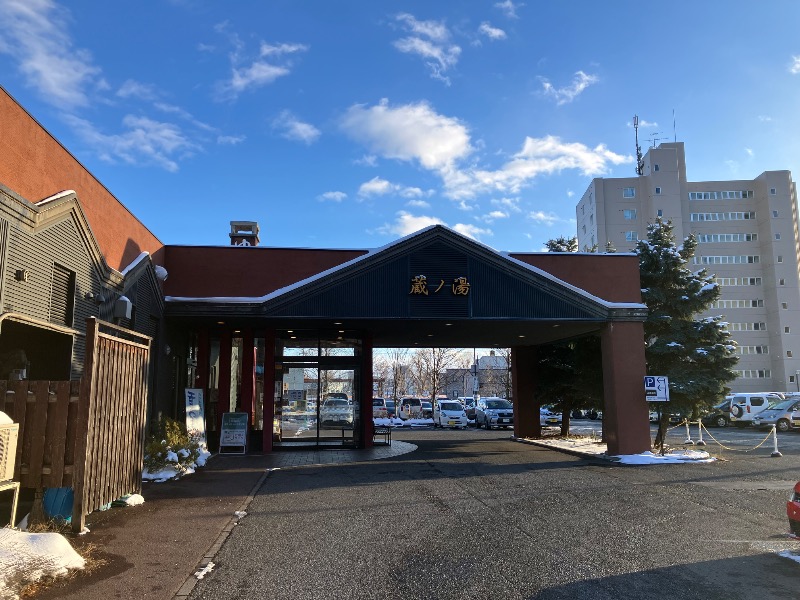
[[409, 275, 470, 296]]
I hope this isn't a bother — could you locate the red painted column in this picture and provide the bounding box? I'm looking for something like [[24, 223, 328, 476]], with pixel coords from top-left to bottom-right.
[[217, 330, 232, 436], [194, 328, 209, 390], [241, 330, 255, 425], [600, 321, 651, 455], [361, 334, 374, 448], [262, 330, 275, 453], [512, 346, 541, 439]]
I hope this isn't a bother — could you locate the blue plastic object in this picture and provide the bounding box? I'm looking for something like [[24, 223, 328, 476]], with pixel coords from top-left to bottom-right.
[[43, 487, 73, 522]]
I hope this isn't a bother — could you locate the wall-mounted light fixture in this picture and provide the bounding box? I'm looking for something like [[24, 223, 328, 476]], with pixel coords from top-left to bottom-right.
[[14, 269, 28, 282], [84, 292, 106, 305]]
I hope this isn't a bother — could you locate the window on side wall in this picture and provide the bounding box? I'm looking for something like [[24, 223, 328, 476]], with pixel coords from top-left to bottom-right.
[[655, 187, 662, 195], [625, 231, 638, 241], [623, 187, 635, 198]]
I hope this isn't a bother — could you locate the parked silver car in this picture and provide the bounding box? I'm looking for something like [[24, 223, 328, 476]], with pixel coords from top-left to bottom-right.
[[752, 398, 800, 432], [475, 397, 514, 429]]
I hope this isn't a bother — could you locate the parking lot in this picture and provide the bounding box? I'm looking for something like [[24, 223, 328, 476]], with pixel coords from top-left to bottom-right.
[[189, 425, 800, 600]]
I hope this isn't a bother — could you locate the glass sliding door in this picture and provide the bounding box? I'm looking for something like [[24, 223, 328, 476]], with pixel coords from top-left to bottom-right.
[[318, 367, 356, 445]]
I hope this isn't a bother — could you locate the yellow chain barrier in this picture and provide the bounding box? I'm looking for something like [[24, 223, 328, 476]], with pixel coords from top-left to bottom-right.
[[690, 420, 775, 452]]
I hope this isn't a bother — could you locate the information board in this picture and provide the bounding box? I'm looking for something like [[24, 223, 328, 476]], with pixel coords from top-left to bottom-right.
[[219, 412, 248, 454], [644, 376, 670, 402]]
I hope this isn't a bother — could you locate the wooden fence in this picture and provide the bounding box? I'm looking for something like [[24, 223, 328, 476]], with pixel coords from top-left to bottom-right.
[[2, 317, 151, 532]]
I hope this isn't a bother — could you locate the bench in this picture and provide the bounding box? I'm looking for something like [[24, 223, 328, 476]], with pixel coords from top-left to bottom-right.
[[373, 425, 392, 446]]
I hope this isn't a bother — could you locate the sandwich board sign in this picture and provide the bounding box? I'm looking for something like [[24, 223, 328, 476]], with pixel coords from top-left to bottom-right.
[[184, 388, 207, 448], [220, 412, 248, 454], [644, 376, 669, 402]]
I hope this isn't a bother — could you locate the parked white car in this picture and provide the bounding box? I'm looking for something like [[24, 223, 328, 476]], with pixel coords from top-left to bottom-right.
[[729, 392, 781, 426], [320, 398, 353, 428], [433, 400, 468, 428], [540, 408, 561, 427], [475, 397, 514, 429]]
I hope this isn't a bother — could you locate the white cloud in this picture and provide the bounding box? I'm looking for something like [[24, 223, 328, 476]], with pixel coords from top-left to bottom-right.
[[480, 210, 509, 223], [393, 13, 461, 85], [272, 110, 320, 144], [318, 191, 347, 202], [340, 99, 473, 171], [443, 135, 631, 199], [494, 0, 523, 18], [379, 211, 445, 237], [117, 79, 157, 101], [453, 223, 492, 240], [627, 118, 658, 128], [566, 190, 575, 197], [790, 56, 800, 74], [491, 197, 522, 212], [358, 176, 425, 199], [217, 134, 246, 145], [0, 0, 102, 108], [406, 199, 431, 209], [745, 148, 754, 157], [529, 211, 560, 226], [354, 154, 378, 167], [214, 33, 307, 100], [63, 113, 200, 172], [478, 22, 507, 40], [758, 115, 772, 122], [359, 176, 394, 197], [539, 70, 599, 105], [260, 42, 308, 57]]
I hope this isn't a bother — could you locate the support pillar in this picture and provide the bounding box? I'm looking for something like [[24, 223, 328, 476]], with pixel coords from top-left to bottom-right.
[[361, 334, 374, 448], [262, 330, 275, 453], [241, 330, 255, 425], [600, 321, 651, 455], [511, 346, 541, 439], [217, 330, 232, 436]]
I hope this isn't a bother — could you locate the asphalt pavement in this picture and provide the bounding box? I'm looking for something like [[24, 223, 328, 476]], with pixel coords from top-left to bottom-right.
[[30, 425, 800, 600]]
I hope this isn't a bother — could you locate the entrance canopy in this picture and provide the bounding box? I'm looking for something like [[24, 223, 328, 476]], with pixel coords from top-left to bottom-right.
[[163, 225, 646, 345]]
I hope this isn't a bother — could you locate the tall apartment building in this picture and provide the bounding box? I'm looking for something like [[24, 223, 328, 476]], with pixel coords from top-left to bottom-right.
[[576, 142, 800, 393]]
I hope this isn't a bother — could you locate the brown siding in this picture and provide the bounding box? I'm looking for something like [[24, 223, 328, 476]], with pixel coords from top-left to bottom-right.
[[163, 246, 367, 298], [0, 87, 163, 271], [508, 253, 642, 304]]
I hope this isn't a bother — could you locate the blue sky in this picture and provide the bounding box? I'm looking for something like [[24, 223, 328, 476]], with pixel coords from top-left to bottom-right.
[[1, 0, 799, 252]]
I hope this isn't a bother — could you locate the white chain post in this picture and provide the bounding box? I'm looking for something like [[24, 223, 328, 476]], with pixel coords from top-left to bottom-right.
[[683, 420, 694, 445], [696, 420, 706, 446], [771, 425, 782, 458]]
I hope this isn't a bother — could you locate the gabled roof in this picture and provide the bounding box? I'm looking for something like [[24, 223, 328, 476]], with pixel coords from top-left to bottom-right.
[[167, 225, 645, 326]]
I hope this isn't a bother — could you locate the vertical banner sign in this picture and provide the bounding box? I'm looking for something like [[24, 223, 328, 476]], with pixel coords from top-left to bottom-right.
[[185, 388, 207, 448], [220, 412, 248, 454]]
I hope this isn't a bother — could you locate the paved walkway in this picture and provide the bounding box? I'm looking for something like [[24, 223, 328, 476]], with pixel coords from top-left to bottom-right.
[[33, 441, 417, 600]]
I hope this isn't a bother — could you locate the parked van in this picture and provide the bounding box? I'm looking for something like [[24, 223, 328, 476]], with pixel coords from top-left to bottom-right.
[[729, 392, 782, 426], [398, 397, 424, 420]]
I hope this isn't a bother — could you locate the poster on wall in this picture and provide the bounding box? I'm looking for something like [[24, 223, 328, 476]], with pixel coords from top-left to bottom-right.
[[220, 412, 248, 454], [185, 388, 207, 448]]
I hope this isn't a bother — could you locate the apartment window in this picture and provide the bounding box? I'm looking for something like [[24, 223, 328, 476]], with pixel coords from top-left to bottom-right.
[[783, 303, 789, 309], [657, 209, 663, 217], [654, 164, 660, 172], [710, 299, 764, 309], [696, 233, 757, 243], [775, 233, 781, 240], [736, 370, 772, 379], [717, 277, 762, 286], [623, 209, 637, 220], [690, 212, 756, 221], [728, 323, 767, 331], [623, 187, 635, 198], [778, 256, 784, 263], [625, 231, 638, 242], [693, 255, 759, 265], [655, 187, 662, 195], [581, 205, 585, 215], [770, 187, 777, 195], [739, 346, 769, 355], [773, 210, 779, 217], [590, 214, 594, 225], [780, 278, 786, 285], [788, 351, 794, 358], [792, 375, 796, 383], [582, 224, 586, 234], [786, 327, 791, 334]]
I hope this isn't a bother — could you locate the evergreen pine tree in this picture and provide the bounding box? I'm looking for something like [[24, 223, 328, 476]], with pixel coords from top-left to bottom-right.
[[637, 218, 738, 447]]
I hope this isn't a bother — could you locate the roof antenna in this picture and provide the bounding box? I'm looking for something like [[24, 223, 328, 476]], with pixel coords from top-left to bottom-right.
[[673, 109, 677, 142], [633, 115, 644, 176]]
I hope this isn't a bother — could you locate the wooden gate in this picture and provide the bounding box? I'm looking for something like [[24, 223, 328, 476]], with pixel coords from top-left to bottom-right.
[[71, 317, 151, 532]]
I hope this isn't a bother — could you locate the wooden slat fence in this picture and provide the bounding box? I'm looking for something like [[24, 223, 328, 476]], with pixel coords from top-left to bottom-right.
[[71, 317, 151, 532], [1, 317, 151, 532]]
